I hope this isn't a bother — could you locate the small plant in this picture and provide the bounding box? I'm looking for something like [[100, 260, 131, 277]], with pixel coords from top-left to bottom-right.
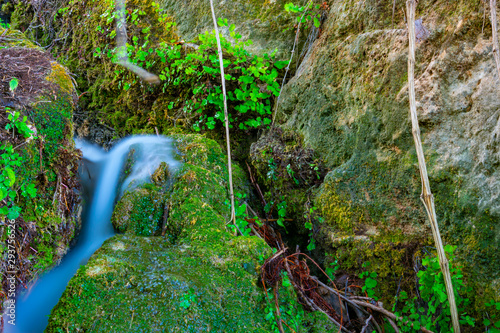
[[0, 111, 37, 219], [392, 246, 478, 332], [325, 256, 340, 281], [360, 262, 378, 299], [0, 18, 10, 29], [283, 1, 322, 31], [303, 206, 323, 251], [264, 272, 305, 332], [5, 109, 35, 139], [286, 164, 299, 185], [9, 78, 19, 92], [276, 200, 287, 229], [179, 289, 197, 309], [227, 192, 252, 236], [483, 300, 500, 332]]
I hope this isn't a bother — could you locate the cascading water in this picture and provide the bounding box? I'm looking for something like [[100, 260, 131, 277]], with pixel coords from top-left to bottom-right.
[[4, 135, 179, 333]]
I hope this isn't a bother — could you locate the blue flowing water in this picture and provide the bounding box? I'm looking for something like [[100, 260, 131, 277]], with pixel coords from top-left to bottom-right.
[[3, 135, 179, 333]]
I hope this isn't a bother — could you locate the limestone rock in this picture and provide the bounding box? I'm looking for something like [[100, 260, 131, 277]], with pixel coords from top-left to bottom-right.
[[276, 0, 499, 289]]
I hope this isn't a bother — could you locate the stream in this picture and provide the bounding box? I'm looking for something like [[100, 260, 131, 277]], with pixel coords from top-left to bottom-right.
[[4, 135, 179, 333]]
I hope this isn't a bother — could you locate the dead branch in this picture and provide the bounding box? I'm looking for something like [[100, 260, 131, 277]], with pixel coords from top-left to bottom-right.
[[406, 1, 461, 332], [360, 315, 373, 333]]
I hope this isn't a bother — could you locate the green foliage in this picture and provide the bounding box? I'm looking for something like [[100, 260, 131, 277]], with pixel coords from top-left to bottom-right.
[[0, 18, 9, 29], [483, 300, 500, 332], [264, 272, 305, 332], [360, 262, 378, 299], [392, 246, 478, 332], [179, 288, 196, 310], [303, 206, 324, 251], [51, 0, 285, 136], [325, 256, 339, 281], [0, 112, 37, 219], [9, 77, 18, 92], [283, 1, 322, 31], [227, 192, 252, 236], [5, 108, 35, 139]]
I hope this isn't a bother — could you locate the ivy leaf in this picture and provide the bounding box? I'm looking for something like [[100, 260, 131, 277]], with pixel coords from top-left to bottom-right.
[[274, 60, 289, 69], [0, 186, 6, 200], [314, 17, 320, 28]]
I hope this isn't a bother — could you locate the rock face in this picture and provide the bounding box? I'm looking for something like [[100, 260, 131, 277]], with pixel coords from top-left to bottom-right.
[[0, 26, 81, 317], [47, 134, 274, 332], [276, 0, 499, 291]]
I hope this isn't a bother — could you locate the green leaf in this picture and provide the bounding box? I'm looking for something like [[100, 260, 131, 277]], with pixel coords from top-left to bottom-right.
[[7, 206, 20, 220], [365, 277, 377, 289], [274, 60, 289, 69], [444, 244, 456, 254], [314, 17, 320, 28], [4, 167, 15, 186], [9, 78, 19, 91]]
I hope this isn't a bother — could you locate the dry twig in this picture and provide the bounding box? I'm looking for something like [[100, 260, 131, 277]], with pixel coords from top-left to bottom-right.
[[272, 0, 312, 125], [406, 1, 460, 332], [114, 0, 159, 83]]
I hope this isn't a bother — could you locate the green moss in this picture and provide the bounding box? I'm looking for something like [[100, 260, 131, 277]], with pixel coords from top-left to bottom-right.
[[45, 62, 75, 95], [47, 234, 272, 333], [112, 185, 165, 236], [0, 26, 38, 48], [0, 28, 80, 310]]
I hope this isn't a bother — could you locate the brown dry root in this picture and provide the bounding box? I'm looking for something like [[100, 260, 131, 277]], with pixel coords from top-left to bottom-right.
[[248, 217, 435, 333]]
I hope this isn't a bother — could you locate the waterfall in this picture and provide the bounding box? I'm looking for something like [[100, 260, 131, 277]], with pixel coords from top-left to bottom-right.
[[4, 135, 179, 333]]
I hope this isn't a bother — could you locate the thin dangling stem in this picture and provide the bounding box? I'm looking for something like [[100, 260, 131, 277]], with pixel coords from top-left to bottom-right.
[[406, 1, 460, 332], [209, 0, 236, 226]]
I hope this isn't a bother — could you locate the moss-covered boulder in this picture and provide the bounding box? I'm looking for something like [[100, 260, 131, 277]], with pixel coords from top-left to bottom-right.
[[0, 26, 80, 310], [47, 134, 274, 332], [275, 0, 499, 304]]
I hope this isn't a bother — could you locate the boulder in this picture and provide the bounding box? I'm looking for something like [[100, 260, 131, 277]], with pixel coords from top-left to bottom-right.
[[275, 0, 499, 295]]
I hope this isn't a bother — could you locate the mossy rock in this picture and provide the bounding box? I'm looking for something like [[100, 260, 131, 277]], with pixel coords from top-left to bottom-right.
[[274, 0, 499, 301], [0, 27, 80, 314], [158, 0, 301, 60], [46, 234, 273, 332], [111, 185, 165, 236]]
